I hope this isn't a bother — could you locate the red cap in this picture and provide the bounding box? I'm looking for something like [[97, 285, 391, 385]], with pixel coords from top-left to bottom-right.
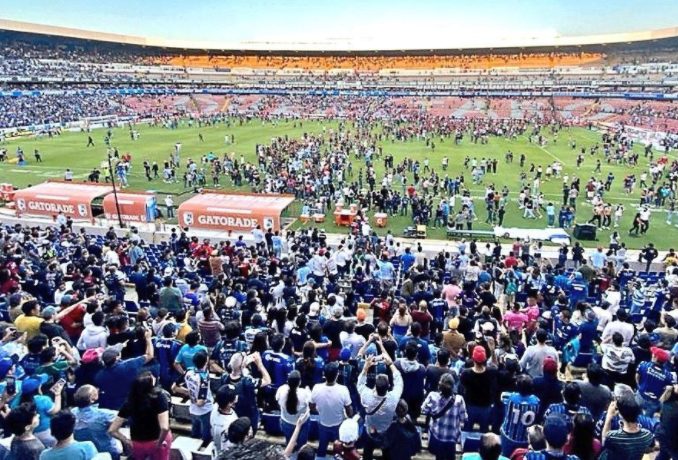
[[543, 357, 558, 374], [651, 347, 670, 364], [472, 346, 487, 363]]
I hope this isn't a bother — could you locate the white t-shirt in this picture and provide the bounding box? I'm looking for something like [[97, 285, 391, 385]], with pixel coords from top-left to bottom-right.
[[276, 385, 312, 424], [311, 383, 351, 427], [211, 407, 238, 456]]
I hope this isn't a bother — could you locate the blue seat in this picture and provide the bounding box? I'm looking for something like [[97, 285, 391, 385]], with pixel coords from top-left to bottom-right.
[[462, 432, 482, 453], [261, 412, 284, 436]]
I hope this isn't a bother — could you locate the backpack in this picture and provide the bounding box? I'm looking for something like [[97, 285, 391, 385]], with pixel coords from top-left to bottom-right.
[[506, 278, 518, 294]]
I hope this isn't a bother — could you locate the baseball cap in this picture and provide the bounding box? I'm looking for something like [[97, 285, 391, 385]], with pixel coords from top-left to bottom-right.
[[332, 306, 343, 318], [543, 357, 558, 375], [225, 296, 237, 308], [472, 346, 487, 364], [543, 415, 569, 448], [41, 306, 58, 320], [448, 318, 459, 330], [82, 347, 105, 364], [651, 346, 670, 364], [339, 417, 360, 444], [22, 374, 48, 394], [309, 302, 320, 316], [340, 348, 352, 362]]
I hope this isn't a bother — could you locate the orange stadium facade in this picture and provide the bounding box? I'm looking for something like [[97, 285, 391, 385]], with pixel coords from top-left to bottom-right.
[[1, 18, 678, 72]]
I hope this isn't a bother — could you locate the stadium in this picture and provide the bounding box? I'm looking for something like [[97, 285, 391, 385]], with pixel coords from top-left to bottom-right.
[[0, 3, 678, 460]]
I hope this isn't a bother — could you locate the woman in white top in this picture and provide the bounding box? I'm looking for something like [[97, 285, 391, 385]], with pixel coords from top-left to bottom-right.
[[276, 371, 312, 449]]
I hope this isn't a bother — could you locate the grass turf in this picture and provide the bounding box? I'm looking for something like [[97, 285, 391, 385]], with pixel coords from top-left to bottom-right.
[[0, 117, 676, 250]]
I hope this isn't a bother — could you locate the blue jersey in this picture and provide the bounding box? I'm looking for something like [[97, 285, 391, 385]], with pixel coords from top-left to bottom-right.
[[544, 403, 591, 431], [153, 337, 182, 387], [637, 361, 674, 401], [596, 412, 658, 437], [428, 299, 446, 320], [262, 350, 293, 388], [501, 392, 540, 442], [526, 451, 579, 460]]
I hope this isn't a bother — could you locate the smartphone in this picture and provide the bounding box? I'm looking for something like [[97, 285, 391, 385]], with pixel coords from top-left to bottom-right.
[[55, 378, 66, 387], [6, 376, 15, 395]]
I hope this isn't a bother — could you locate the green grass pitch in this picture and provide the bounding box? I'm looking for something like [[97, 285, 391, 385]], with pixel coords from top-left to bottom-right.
[[0, 117, 676, 250]]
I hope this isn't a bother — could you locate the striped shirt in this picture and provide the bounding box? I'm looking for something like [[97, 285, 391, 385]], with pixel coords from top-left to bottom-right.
[[544, 403, 591, 431], [598, 428, 654, 460], [501, 392, 540, 442]]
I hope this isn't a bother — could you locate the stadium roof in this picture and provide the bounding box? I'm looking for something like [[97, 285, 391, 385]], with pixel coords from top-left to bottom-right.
[[2, 18, 678, 53]]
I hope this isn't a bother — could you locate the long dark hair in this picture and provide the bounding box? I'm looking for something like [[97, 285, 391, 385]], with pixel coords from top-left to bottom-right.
[[298, 341, 317, 386], [569, 413, 597, 460], [285, 371, 302, 415], [125, 370, 160, 413]]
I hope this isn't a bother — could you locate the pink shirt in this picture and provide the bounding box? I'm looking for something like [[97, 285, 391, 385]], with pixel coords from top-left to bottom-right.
[[524, 305, 540, 322], [504, 311, 529, 332], [442, 284, 462, 307]]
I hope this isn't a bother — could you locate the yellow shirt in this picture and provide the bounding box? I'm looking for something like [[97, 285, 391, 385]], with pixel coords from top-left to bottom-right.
[[14, 315, 44, 341], [176, 321, 193, 342]]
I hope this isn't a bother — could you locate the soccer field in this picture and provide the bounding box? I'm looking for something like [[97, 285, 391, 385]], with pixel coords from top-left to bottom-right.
[[0, 117, 675, 250]]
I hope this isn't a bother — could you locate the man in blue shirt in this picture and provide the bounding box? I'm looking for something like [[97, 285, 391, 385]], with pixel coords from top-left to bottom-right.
[[296, 261, 311, 285], [72, 385, 120, 459], [525, 415, 579, 460], [153, 323, 183, 390], [398, 322, 431, 366], [174, 331, 208, 372], [400, 247, 415, 273], [95, 330, 153, 410], [500, 375, 541, 457], [568, 273, 588, 308], [40, 411, 98, 460], [209, 321, 248, 374], [262, 334, 294, 408], [636, 347, 675, 416]]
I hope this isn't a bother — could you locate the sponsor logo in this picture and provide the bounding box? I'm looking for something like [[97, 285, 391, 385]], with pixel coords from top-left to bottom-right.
[[77, 204, 88, 217], [184, 212, 194, 226], [16, 199, 26, 211], [263, 217, 275, 229], [26, 201, 75, 214], [196, 215, 259, 228]]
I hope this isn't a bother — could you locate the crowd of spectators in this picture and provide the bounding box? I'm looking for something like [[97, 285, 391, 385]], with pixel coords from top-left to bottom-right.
[[0, 212, 676, 460]]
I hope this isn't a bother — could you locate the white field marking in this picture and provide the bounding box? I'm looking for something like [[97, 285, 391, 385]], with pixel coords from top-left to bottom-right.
[[537, 144, 567, 166]]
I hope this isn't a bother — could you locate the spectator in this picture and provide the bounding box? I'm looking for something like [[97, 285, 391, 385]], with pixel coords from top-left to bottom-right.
[[72, 385, 121, 459], [656, 383, 678, 460], [576, 363, 613, 421], [601, 332, 635, 389], [563, 413, 602, 460], [635, 346, 674, 417], [95, 329, 153, 410], [211, 385, 239, 457], [174, 331, 207, 372], [532, 357, 563, 421], [5, 403, 45, 460], [395, 342, 426, 421], [382, 399, 421, 460], [359, 350, 403, 460], [310, 362, 353, 458], [39, 410, 98, 460], [524, 415, 579, 460], [500, 375, 540, 457], [544, 382, 592, 431], [463, 433, 510, 460], [185, 350, 213, 443], [520, 329, 559, 379], [109, 371, 171, 460], [599, 396, 654, 460], [422, 373, 467, 460], [461, 345, 497, 432], [276, 370, 312, 450]]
